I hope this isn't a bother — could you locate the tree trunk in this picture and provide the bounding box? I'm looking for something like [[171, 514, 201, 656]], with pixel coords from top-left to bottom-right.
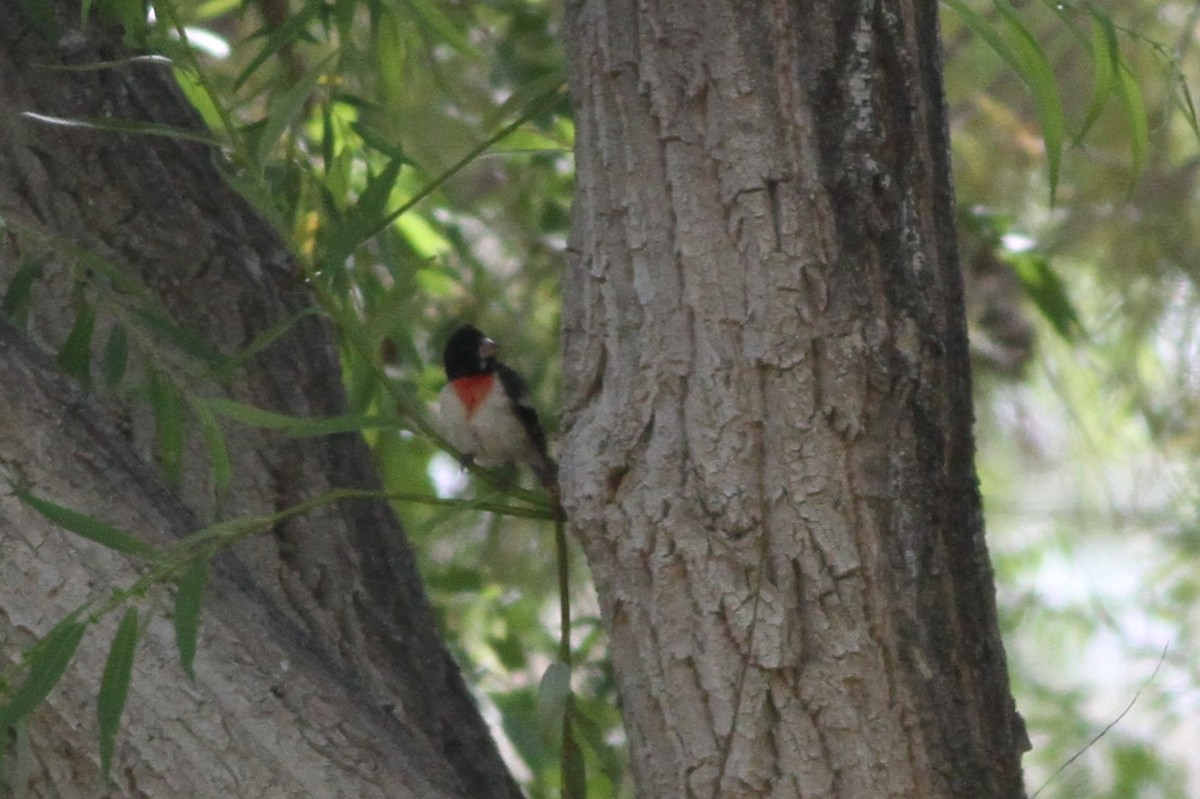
[[561, 2, 1029, 797], [0, 3, 519, 796]]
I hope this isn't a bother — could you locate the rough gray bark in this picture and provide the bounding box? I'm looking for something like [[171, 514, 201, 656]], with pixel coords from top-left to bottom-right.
[[0, 3, 519, 796], [0, 320, 461, 798], [561, 2, 1028, 797]]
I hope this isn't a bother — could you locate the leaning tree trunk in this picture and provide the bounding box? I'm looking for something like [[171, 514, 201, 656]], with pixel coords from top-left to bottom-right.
[[561, 2, 1028, 797], [0, 3, 518, 796]]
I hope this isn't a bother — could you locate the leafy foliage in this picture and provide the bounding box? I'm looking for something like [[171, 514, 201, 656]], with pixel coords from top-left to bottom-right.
[[98, 609, 140, 778], [945, 1, 1200, 795]]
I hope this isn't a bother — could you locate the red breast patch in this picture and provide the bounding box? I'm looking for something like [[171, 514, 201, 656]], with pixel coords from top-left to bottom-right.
[[452, 374, 495, 420]]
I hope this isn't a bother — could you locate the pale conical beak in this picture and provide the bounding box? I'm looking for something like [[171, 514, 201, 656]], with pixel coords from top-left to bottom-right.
[[480, 338, 498, 359]]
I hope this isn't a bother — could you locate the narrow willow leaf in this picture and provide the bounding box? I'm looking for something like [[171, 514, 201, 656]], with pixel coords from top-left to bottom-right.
[[254, 52, 338, 169], [482, 71, 568, 132], [943, 0, 1064, 201], [1009, 253, 1085, 341], [101, 323, 129, 388], [15, 488, 156, 558], [1, 257, 43, 326], [194, 0, 240, 19], [536, 662, 572, 730], [173, 67, 227, 136], [993, 0, 1066, 202], [204, 397, 391, 437], [1076, 11, 1119, 142], [37, 54, 173, 72], [321, 156, 405, 270], [98, 608, 139, 778], [321, 101, 335, 175], [1115, 64, 1149, 180], [228, 308, 319, 367], [0, 618, 86, 732], [189, 396, 233, 501], [233, 3, 320, 92], [280, 414, 394, 438], [402, 0, 470, 53], [175, 559, 208, 680], [941, 1, 1020, 76], [57, 303, 97, 388], [149, 370, 186, 487], [351, 121, 412, 163], [1175, 73, 1200, 142], [129, 306, 226, 367], [374, 9, 407, 109], [356, 157, 405, 224], [204, 397, 313, 429], [20, 113, 219, 146]]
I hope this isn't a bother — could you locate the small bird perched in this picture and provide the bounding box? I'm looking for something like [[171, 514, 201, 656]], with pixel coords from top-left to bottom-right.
[[439, 325, 558, 496]]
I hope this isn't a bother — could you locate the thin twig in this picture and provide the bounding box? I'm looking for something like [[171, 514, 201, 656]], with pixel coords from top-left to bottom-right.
[[1030, 642, 1170, 798]]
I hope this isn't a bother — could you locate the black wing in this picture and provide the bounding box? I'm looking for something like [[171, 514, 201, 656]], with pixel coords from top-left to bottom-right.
[[496, 363, 549, 458]]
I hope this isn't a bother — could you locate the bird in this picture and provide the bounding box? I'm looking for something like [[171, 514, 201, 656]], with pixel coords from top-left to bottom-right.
[[439, 324, 558, 497]]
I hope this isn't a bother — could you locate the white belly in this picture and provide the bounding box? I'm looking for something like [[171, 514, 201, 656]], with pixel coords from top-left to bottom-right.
[[438, 382, 536, 465]]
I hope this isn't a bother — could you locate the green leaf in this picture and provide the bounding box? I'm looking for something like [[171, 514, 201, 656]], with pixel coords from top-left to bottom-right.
[[1174, 72, 1200, 142], [129, 306, 225, 368], [173, 68, 227, 135], [204, 397, 393, 437], [1, 257, 43, 326], [57, 302, 97, 389], [149, 370, 186, 487], [228, 308, 320, 367], [401, 0, 469, 53], [254, 52, 338, 169], [174, 559, 208, 680], [0, 617, 87, 733], [1076, 10, 1119, 143], [34, 54, 174, 73], [202, 397, 310, 428], [232, 3, 320, 92], [1008, 252, 1085, 341], [943, 0, 1065, 202], [1115, 64, 1149, 180], [993, 0, 1066, 203], [101, 324, 129, 388], [189, 395, 233, 502], [350, 121, 412, 163], [14, 487, 156, 558], [19, 113, 219, 146], [487, 128, 571, 154], [98, 608, 139, 779], [320, 156, 405, 270], [536, 662, 572, 730], [285, 412, 395, 437], [397, 215, 450, 259]]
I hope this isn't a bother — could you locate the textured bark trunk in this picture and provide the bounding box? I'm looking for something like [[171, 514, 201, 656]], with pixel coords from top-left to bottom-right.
[[0, 321, 462, 798], [0, 3, 518, 796], [561, 2, 1028, 797]]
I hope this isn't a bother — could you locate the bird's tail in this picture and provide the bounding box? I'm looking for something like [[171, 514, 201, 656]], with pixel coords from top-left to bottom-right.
[[531, 454, 560, 508]]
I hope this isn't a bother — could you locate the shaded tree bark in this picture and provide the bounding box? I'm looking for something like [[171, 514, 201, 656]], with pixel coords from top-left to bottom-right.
[[561, 1, 1029, 797], [0, 3, 519, 796]]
